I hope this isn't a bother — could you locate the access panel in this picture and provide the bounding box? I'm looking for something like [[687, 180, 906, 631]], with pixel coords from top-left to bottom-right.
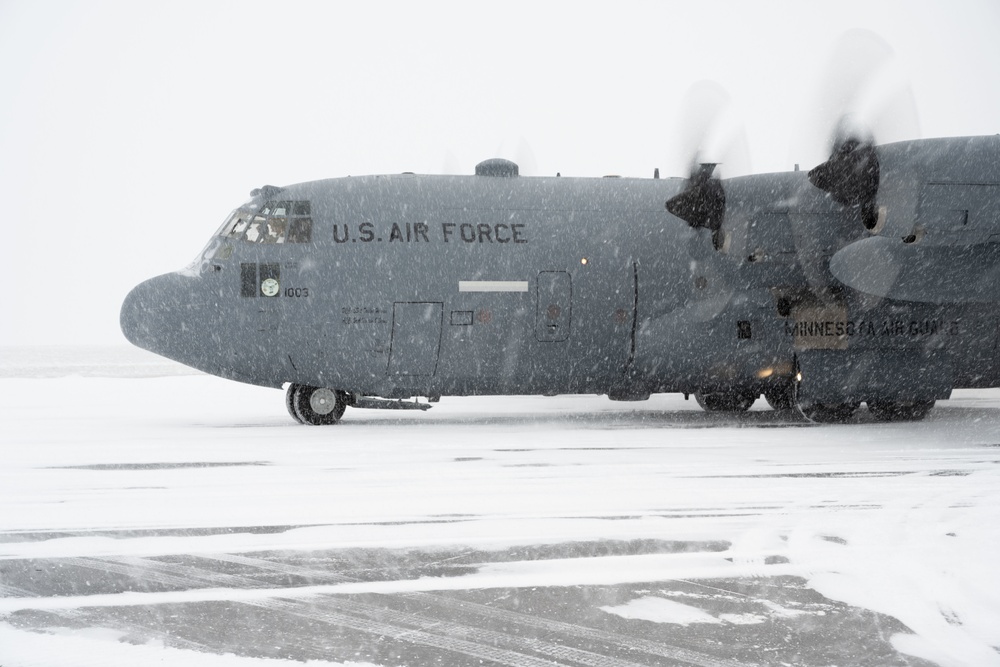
[[387, 302, 443, 376], [536, 271, 572, 342]]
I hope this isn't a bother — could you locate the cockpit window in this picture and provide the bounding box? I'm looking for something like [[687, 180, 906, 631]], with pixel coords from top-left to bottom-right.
[[287, 217, 313, 243], [218, 209, 252, 237], [262, 216, 287, 244], [230, 217, 250, 237], [245, 215, 266, 242], [224, 200, 312, 244]]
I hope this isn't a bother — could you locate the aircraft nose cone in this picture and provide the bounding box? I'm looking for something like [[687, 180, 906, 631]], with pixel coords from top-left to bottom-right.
[[120, 277, 160, 351], [120, 272, 209, 360]]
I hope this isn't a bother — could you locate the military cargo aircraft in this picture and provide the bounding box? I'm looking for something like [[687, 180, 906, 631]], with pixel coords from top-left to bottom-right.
[[120, 134, 1000, 424]]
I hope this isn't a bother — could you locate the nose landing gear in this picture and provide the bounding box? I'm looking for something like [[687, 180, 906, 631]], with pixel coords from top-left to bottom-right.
[[286, 384, 348, 425]]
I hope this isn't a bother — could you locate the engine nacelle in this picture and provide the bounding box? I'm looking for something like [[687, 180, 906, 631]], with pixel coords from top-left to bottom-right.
[[828, 137, 1000, 304], [874, 136, 1000, 246]]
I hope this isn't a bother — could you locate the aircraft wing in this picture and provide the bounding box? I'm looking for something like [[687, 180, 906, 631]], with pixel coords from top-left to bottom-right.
[[830, 235, 1000, 304]]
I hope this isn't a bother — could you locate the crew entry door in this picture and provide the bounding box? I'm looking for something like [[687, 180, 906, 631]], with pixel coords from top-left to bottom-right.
[[536, 271, 572, 342], [387, 302, 443, 375]]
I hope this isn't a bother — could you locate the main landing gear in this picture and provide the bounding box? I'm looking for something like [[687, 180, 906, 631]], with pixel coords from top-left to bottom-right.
[[694, 390, 756, 413], [794, 400, 861, 423], [693, 379, 935, 423], [795, 399, 935, 423], [867, 399, 935, 422]]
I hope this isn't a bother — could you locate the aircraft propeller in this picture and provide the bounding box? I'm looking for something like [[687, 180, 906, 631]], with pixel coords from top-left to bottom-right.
[[807, 119, 881, 230], [796, 29, 920, 231], [664, 80, 748, 250], [665, 162, 725, 239]]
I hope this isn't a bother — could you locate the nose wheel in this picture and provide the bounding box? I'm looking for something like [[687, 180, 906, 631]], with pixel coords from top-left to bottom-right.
[[286, 384, 347, 425]]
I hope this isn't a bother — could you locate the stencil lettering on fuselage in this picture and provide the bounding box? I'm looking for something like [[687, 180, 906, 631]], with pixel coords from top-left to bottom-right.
[[332, 222, 528, 244]]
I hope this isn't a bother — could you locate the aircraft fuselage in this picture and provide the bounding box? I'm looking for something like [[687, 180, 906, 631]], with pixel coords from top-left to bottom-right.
[[121, 140, 1000, 423]]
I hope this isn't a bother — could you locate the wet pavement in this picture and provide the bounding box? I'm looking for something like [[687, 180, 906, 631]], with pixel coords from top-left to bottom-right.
[[2, 538, 933, 666]]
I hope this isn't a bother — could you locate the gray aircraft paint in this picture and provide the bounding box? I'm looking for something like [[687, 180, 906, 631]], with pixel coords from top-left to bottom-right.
[[121, 136, 1000, 423]]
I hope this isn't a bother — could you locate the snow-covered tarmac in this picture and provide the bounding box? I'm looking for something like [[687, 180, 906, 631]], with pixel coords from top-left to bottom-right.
[[1, 348, 999, 666]]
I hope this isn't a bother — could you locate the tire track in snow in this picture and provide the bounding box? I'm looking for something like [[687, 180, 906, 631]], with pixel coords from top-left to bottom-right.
[[261, 596, 644, 667], [34, 557, 356, 659], [61, 553, 754, 667], [15, 557, 229, 653], [66, 555, 651, 666], [404, 593, 752, 667], [255, 597, 568, 667], [200, 553, 754, 667]]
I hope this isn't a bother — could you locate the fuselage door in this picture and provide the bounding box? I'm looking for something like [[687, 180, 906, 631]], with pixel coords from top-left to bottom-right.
[[387, 302, 443, 376], [536, 271, 572, 342]]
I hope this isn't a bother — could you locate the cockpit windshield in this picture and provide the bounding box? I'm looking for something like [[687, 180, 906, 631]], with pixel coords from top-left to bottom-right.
[[220, 200, 312, 244]]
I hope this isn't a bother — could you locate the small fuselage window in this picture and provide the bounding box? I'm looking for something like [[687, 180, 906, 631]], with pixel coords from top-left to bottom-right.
[[221, 200, 312, 244]]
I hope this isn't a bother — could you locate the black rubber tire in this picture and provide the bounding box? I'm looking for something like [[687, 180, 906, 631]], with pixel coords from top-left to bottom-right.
[[292, 385, 346, 425], [868, 400, 935, 422], [764, 383, 797, 411], [695, 391, 756, 413], [798, 401, 860, 423], [286, 384, 305, 424]]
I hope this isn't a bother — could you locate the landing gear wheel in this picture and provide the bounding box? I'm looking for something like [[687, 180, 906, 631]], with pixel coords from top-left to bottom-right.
[[694, 391, 756, 413], [764, 382, 797, 411], [797, 401, 860, 423], [868, 400, 935, 422], [291, 385, 347, 425], [286, 384, 305, 424]]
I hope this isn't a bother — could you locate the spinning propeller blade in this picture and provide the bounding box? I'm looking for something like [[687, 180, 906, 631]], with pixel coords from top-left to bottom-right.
[[664, 81, 748, 249]]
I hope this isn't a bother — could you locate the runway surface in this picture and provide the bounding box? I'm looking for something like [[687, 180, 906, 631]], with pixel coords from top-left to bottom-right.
[[1, 347, 999, 666]]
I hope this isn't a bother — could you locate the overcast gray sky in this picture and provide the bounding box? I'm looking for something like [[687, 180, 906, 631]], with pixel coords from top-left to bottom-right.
[[2, 0, 998, 347]]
